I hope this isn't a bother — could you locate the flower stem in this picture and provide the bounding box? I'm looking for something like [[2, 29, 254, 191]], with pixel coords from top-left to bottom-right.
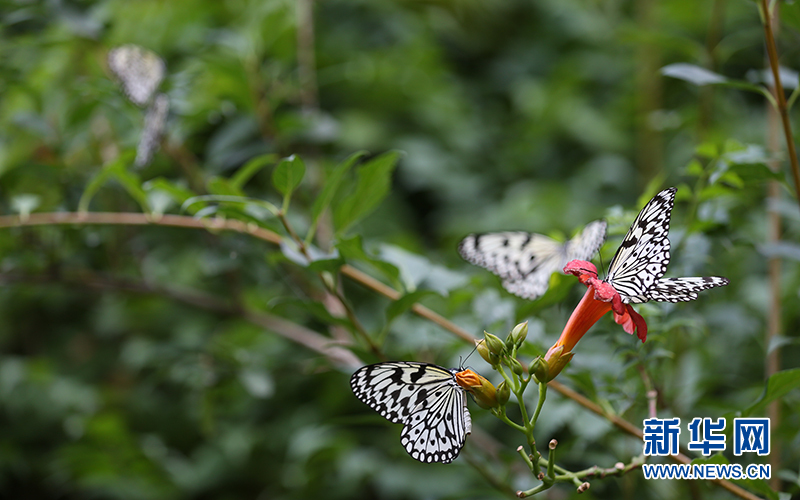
[[493, 407, 527, 433], [530, 381, 547, 427]]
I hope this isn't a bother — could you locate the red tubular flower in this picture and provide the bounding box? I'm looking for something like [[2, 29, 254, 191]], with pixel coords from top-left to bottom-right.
[[563, 260, 648, 342], [541, 260, 648, 381]]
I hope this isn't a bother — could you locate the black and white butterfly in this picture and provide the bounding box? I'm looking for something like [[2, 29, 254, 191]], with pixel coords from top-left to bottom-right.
[[108, 44, 165, 107], [604, 187, 729, 303], [458, 219, 607, 300], [350, 362, 471, 464]]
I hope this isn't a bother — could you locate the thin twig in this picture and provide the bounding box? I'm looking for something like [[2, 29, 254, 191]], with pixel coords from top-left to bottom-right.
[[765, 5, 784, 490], [296, 0, 318, 111], [760, 0, 800, 207]]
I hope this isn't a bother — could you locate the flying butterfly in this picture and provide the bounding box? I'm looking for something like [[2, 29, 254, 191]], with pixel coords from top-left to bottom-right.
[[458, 219, 607, 300], [350, 362, 474, 464], [108, 44, 165, 107], [603, 187, 729, 303]]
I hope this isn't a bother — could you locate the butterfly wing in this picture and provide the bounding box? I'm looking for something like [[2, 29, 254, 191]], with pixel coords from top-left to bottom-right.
[[646, 277, 730, 302], [135, 93, 169, 168], [566, 219, 607, 262], [459, 221, 606, 300], [108, 45, 165, 107], [458, 232, 565, 300], [350, 362, 470, 464], [605, 188, 676, 303], [400, 375, 470, 463]]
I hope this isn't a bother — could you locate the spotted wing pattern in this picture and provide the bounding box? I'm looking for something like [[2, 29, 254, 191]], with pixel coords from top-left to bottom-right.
[[604, 188, 675, 303], [350, 362, 471, 464], [458, 220, 606, 300], [645, 277, 730, 302], [605, 187, 728, 303], [108, 44, 165, 107]]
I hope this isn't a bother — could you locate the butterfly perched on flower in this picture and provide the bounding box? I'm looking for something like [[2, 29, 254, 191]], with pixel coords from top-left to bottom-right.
[[601, 187, 729, 303], [350, 362, 478, 464], [458, 219, 607, 300], [107, 44, 165, 107]]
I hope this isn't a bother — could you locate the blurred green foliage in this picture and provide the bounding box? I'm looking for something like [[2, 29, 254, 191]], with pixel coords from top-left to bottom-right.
[[1, 0, 799, 499]]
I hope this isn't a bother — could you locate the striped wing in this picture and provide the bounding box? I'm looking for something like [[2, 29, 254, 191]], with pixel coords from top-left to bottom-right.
[[108, 44, 165, 107], [566, 219, 607, 262], [646, 277, 730, 302], [605, 188, 675, 303], [459, 220, 606, 300], [350, 362, 471, 464], [605, 188, 729, 303]]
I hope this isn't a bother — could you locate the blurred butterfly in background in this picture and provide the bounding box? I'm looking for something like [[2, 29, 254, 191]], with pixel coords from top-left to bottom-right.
[[350, 362, 473, 464], [458, 219, 607, 300], [135, 93, 169, 167], [108, 44, 165, 107], [602, 187, 729, 303], [107, 45, 169, 168]]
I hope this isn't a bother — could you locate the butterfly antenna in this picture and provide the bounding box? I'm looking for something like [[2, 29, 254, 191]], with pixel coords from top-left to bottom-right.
[[460, 341, 482, 369], [598, 249, 607, 279]]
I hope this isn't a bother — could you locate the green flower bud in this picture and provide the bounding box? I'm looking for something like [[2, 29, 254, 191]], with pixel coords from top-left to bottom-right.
[[508, 321, 529, 346], [508, 357, 524, 376], [496, 380, 510, 406], [530, 357, 548, 383], [541, 345, 575, 382], [475, 339, 500, 366], [483, 331, 506, 356]]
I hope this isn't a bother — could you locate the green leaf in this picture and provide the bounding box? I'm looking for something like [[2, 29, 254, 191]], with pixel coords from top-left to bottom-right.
[[143, 178, 198, 213], [742, 368, 800, 417], [181, 195, 279, 219], [272, 155, 306, 199], [662, 63, 728, 86], [207, 176, 244, 196], [386, 290, 437, 324], [113, 167, 150, 213], [333, 150, 401, 234], [231, 153, 278, 189], [78, 151, 149, 213], [307, 151, 367, 243], [662, 63, 777, 106], [336, 234, 401, 286]]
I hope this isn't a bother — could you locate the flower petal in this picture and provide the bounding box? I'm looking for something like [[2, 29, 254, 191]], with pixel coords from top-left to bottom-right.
[[612, 304, 648, 342], [564, 260, 598, 284]]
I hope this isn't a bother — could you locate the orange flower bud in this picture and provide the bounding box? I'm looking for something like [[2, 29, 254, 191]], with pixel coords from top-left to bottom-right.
[[455, 369, 498, 409]]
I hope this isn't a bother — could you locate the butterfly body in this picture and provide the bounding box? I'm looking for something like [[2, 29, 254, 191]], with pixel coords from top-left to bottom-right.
[[350, 362, 471, 464], [459, 220, 607, 300], [604, 187, 728, 303]]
